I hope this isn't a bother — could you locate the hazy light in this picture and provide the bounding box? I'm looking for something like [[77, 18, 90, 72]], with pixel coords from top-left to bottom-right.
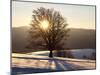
[[39, 20, 49, 30], [12, 1, 95, 29]]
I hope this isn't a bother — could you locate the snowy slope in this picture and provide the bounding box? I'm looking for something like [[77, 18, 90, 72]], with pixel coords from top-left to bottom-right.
[[12, 53, 96, 75], [31, 49, 96, 59]]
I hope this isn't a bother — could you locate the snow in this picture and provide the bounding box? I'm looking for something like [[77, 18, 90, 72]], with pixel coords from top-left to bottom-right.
[[30, 49, 96, 59], [70, 49, 95, 59], [12, 49, 96, 75]]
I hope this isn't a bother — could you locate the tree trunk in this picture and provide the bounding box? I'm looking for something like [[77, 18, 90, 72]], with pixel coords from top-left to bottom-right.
[[49, 50, 53, 58]]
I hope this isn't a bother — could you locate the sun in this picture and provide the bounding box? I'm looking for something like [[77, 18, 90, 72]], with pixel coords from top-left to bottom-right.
[[39, 20, 49, 30]]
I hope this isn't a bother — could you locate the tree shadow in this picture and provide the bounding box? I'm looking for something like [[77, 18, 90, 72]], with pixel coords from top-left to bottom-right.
[[12, 56, 90, 75], [12, 67, 53, 75]]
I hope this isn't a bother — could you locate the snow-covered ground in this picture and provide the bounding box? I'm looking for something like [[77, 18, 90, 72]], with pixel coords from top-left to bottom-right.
[[12, 49, 96, 75], [69, 49, 95, 59], [30, 49, 96, 59]]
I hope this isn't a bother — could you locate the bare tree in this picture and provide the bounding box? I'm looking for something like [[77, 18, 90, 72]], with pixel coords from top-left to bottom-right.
[[29, 7, 69, 57]]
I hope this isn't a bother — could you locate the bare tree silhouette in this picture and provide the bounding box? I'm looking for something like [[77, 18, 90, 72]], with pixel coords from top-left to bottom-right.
[[29, 7, 69, 58]]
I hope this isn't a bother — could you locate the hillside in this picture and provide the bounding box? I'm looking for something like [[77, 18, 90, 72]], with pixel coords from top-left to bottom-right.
[[12, 26, 96, 52]]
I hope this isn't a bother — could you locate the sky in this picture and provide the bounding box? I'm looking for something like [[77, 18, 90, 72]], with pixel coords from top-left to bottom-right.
[[12, 1, 95, 29]]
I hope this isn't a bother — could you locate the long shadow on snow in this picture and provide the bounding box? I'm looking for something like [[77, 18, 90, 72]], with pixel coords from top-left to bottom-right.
[[12, 56, 89, 75]]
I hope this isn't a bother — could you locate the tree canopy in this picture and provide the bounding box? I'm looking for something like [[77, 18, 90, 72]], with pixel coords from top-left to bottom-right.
[[29, 7, 69, 57]]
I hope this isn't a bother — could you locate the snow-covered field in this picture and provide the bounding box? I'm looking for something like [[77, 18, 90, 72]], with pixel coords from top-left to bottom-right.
[[31, 49, 96, 59], [70, 49, 95, 59], [12, 49, 96, 75]]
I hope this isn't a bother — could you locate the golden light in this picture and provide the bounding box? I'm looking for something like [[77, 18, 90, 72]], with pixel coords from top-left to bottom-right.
[[39, 20, 49, 30]]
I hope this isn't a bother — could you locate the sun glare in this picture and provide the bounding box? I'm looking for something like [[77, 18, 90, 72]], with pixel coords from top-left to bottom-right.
[[39, 20, 49, 30]]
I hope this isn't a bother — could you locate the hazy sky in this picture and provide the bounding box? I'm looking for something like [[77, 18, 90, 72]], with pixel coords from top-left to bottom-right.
[[12, 1, 95, 29]]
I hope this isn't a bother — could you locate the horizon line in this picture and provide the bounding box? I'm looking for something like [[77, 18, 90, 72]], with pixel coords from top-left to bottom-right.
[[12, 26, 96, 30]]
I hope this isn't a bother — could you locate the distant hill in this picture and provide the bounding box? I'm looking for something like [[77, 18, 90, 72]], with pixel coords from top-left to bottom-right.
[[12, 26, 96, 53], [66, 28, 96, 49]]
